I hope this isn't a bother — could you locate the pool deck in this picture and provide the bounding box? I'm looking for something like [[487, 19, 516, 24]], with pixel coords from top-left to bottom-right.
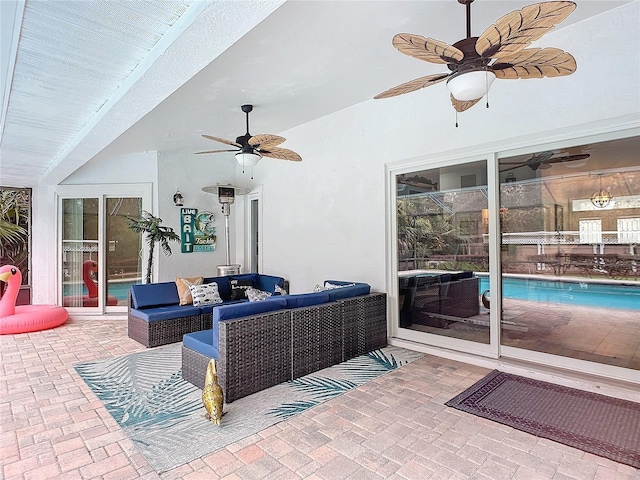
[[407, 299, 640, 371]]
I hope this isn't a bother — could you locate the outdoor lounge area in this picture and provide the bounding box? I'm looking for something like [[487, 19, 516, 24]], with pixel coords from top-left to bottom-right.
[[1, 1, 639, 478]]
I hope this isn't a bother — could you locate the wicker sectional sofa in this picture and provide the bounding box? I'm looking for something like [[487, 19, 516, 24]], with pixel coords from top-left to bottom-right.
[[127, 273, 287, 347], [181, 280, 387, 403], [399, 270, 480, 328]]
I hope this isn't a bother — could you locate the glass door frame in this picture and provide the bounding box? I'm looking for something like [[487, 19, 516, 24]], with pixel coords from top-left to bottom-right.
[[496, 128, 640, 385], [56, 183, 152, 315], [386, 152, 500, 360], [386, 126, 639, 385]]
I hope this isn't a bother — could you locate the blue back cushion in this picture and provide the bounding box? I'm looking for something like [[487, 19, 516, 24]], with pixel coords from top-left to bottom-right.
[[130, 282, 179, 309], [255, 274, 285, 293], [214, 296, 287, 322], [284, 292, 329, 309], [323, 281, 371, 301], [203, 276, 232, 301]]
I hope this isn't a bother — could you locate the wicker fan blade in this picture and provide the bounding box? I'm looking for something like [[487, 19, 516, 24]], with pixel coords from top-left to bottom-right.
[[375, 73, 449, 99], [451, 95, 482, 113], [260, 147, 302, 162], [392, 34, 464, 64], [202, 135, 242, 148], [249, 134, 286, 149], [500, 164, 527, 173], [476, 1, 576, 58], [539, 163, 553, 170], [195, 149, 240, 155], [493, 48, 576, 79]]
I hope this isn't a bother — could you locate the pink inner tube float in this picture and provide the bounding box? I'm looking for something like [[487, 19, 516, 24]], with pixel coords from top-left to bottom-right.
[[62, 260, 118, 307], [0, 265, 68, 335]]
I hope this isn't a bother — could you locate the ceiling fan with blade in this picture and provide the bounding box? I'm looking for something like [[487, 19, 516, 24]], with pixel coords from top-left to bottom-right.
[[196, 104, 302, 173], [374, 0, 577, 114], [500, 151, 590, 173]]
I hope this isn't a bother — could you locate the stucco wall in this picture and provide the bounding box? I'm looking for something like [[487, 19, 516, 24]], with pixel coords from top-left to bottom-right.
[[254, 3, 640, 294]]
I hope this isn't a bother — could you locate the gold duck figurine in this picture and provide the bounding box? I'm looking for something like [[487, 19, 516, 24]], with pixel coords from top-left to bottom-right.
[[202, 359, 224, 425]]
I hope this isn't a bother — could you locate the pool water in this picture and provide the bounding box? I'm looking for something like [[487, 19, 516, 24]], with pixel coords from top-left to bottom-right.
[[63, 280, 138, 301], [478, 276, 640, 311]]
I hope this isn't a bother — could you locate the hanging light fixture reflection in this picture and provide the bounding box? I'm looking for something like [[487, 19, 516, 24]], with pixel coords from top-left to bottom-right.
[[590, 175, 612, 208]]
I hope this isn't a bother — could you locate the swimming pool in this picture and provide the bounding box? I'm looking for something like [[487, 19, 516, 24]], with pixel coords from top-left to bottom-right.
[[63, 280, 138, 302], [478, 276, 640, 311]]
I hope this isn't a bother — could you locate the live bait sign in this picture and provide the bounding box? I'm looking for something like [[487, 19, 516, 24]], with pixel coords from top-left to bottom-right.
[[180, 208, 216, 253]]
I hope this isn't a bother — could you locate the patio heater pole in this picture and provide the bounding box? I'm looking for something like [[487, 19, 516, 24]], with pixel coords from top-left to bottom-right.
[[202, 184, 250, 276], [222, 203, 231, 266]]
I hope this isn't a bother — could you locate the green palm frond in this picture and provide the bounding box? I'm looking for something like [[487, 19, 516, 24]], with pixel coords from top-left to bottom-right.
[[267, 400, 319, 419], [367, 350, 399, 369], [289, 376, 358, 400]]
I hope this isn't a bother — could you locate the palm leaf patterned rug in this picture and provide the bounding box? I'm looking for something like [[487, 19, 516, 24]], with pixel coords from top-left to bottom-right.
[[74, 344, 423, 473]]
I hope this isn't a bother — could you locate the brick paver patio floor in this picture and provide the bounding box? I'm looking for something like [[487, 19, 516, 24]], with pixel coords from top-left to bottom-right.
[[1, 318, 638, 479]]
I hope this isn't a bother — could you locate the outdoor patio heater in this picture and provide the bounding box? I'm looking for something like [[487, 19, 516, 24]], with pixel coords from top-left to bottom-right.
[[202, 184, 250, 276]]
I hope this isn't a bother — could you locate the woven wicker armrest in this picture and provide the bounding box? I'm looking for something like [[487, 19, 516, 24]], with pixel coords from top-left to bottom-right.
[[291, 301, 342, 379], [218, 309, 292, 402], [340, 293, 387, 361]]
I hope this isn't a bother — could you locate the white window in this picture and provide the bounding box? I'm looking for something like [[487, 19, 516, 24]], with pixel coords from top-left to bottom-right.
[[579, 219, 602, 244], [617, 217, 640, 243]]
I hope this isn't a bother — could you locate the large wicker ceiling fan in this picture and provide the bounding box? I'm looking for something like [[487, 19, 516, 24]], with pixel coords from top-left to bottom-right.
[[375, 0, 577, 114], [196, 105, 301, 174]]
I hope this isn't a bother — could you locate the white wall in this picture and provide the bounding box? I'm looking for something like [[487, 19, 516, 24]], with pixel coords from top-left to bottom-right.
[[156, 149, 239, 281], [253, 3, 640, 294]]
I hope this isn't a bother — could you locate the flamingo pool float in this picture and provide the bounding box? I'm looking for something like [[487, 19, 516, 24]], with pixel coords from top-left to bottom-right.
[[62, 260, 118, 307], [1, 265, 68, 335]]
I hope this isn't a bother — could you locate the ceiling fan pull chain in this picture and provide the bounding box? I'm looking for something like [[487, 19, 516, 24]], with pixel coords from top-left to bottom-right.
[[455, 109, 459, 128], [485, 68, 490, 109]]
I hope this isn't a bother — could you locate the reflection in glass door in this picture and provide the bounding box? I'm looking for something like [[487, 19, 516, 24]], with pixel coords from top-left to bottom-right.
[[498, 136, 640, 371], [396, 161, 491, 345], [60, 195, 144, 311], [106, 198, 143, 307], [61, 198, 99, 308]]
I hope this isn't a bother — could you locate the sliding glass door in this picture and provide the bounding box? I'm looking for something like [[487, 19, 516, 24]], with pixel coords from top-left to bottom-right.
[[498, 136, 640, 371], [391, 133, 639, 380], [58, 184, 150, 314], [395, 160, 493, 351]]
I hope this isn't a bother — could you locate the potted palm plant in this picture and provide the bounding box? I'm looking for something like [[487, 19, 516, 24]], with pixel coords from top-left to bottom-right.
[[125, 211, 180, 284]]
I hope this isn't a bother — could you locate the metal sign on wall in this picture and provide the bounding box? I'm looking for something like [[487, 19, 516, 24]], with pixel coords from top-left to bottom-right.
[[180, 208, 217, 253]]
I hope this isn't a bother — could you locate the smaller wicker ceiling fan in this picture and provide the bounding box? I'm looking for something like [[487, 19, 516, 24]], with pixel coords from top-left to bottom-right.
[[196, 105, 301, 171], [500, 151, 590, 172], [375, 0, 578, 114]]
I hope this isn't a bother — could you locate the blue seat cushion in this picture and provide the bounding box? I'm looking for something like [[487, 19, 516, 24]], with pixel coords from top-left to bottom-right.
[[183, 329, 218, 359], [130, 305, 201, 322], [130, 282, 180, 309], [284, 292, 329, 309], [323, 281, 371, 301]]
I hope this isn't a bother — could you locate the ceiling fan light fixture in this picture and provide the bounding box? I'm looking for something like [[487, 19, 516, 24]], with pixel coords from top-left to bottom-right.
[[235, 151, 261, 167], [447, 70, 496, 102]]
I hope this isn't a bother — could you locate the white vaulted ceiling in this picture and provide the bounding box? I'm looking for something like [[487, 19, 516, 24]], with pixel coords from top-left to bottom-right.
[[0, 0, 634, 187]]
